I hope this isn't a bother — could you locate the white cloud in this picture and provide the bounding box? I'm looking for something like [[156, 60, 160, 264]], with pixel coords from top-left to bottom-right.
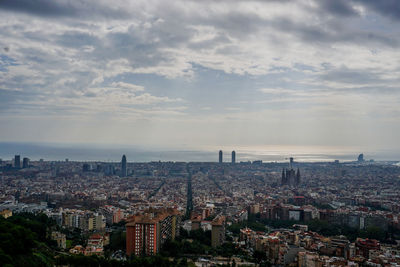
[[1, 0, 400, 150]]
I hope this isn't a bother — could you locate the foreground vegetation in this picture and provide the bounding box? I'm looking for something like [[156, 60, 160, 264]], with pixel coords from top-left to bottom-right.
[[0, 213, 195, 267], [0, 213, 56, 266], [4, 211, 394, 266], [55, 254, 192, 267]]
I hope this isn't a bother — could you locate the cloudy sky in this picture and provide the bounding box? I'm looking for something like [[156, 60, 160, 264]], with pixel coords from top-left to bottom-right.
[[1, 0, 400, 154]]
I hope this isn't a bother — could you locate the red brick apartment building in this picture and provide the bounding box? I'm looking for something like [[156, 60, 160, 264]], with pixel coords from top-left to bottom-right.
[[126, 208, 180, 256]]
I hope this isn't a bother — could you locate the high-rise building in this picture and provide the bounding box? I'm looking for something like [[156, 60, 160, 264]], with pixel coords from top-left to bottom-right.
[[82, 163, 90, 172], [126, 208, 180, 256], [14, 155, 21, 169], [22, 157, 30, 168], [219, 150, 223, 163], [211, 215, 226, 248], [357, 153, 364, 163], [231, 151, 236, 164], [104, 164, 115, 176], [121, 155, 127, 177]]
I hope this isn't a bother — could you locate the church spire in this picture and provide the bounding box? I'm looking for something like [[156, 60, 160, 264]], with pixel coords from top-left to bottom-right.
[[296, 168, 301, 184]]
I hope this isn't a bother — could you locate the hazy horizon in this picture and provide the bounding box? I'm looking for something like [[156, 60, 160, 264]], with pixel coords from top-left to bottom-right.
[[0, 141, 398, 163]]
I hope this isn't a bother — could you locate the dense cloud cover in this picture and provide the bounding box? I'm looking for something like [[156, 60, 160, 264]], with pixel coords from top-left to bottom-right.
[[0, 0, 399, 152]]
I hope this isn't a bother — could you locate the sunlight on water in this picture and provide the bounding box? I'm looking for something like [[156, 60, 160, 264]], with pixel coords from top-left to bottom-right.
[[0, 142, 398, 162]]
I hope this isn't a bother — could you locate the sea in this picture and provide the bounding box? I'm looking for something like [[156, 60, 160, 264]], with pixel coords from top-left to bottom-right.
[[0, 142, 399, 163]]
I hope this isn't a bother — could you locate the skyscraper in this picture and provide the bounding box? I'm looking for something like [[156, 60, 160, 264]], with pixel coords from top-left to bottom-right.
[[82, 163, 90, 172], [121, 155, 127, 177], [231, 151, 236, 164], [22, 157, 30, 168], [219, 150, 223, 163], [358, 153, 364, 163], [14, 155, 21, 169]]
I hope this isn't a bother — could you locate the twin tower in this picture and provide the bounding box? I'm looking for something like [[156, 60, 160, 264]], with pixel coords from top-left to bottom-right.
[[218, 150, 236, 164]]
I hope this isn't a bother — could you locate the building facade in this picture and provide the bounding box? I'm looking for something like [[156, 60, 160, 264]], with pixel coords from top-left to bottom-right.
[[126, 208, 180, 256], [121, 155, 127, 177], [211, 215, 226, 248]]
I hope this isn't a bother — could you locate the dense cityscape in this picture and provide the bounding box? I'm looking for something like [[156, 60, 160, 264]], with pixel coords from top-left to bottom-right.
[[2, 0, 400, 266], [1, 152, 400, 266]]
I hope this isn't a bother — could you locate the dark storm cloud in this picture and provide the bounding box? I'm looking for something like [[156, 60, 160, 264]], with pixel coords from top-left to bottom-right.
[[318, 0, 358, 17], [200, 11, 266, 39], [269, 17, 399, 47], [0, 0, 130, 19], [314, 0, 400, 21], [354, 0, 400, 21], [0, 0, 74, 17]]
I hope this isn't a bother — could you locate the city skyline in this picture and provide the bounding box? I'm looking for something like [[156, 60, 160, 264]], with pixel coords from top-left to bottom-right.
[[0, 141, 399, 163], [1, 1, 400, 153], [2, 1, 400, 265]]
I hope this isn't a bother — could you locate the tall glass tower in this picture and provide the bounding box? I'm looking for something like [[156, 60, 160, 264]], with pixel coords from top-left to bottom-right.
[[14, 155, 21, 169], [121, 155, 127, 177]]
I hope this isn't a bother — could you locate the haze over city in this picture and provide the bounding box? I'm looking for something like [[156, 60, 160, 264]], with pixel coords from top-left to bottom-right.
[[2, 2, 400, 267], [1, 0, 400, 158]]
